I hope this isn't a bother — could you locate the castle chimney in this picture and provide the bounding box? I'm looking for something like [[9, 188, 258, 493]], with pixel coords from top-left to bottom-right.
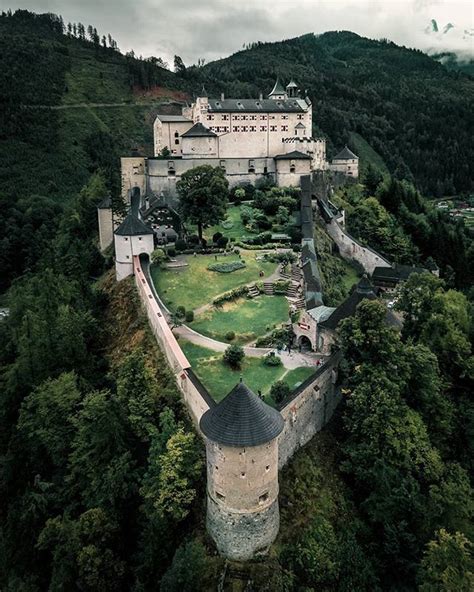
[[221, 92, 225, 101]]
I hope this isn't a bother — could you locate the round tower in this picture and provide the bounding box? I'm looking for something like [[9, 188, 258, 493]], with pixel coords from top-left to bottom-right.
[[199, 381, 284, 561]]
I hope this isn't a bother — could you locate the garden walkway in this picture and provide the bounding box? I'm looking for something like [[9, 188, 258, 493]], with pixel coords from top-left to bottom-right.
[[173, 324, 325, 370]]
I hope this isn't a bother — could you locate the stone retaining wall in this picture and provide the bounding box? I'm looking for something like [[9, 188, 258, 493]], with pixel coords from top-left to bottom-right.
[[327, 219, 391, 275]]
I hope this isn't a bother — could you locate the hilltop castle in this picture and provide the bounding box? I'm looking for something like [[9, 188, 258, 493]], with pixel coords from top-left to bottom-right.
[[119, 80, 358, 205]]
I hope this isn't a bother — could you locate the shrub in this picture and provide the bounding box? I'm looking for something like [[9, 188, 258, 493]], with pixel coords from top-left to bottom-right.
[[176, 306, 186, 318], [270, 381, 291, 403], [167, 246, 176, 257], [216, 236, 229, 248], [263, 352, 283, 367], [212, 231, 223, 243], [212, 285, 248, 306], [151, 248, 167, 266], [225, 331, 235, 341], [223, 344, 244, 368], [273, 279, 290, 294], [185, 310, 194, 322], [255, 213, 272, 230], [207, 260, 245, 273], [240, 205, 255, 225], [175, 238, 187, 251], [188, 234, 199, 245]]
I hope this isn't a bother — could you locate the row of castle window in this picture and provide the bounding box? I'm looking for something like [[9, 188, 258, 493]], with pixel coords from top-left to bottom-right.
[[207, 113, 304, 121], [215, 490, 269, 504], [207, 125, 291, 132]]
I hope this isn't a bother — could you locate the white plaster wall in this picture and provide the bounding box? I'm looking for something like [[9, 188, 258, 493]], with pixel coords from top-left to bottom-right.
[[182, 135, 218, 159], [330, 158, 359, 178], [327, 219, 391, 275], [154, 119, 193, 156], [276, 159, 311, 186]]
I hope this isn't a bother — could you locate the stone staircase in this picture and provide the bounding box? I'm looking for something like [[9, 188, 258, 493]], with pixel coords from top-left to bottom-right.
[[263, 281, 274, 295], [286, 282, 300, 298], [279, 263, 291, 279], [288, 296, 306, 310], [247, 284, 260, 298], [291, 264, 302, 281]]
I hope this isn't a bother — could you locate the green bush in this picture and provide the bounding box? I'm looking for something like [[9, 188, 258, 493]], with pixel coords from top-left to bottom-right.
[[167, 246, 176, 257], [212, 285, 248, 306], [216, 236, 229, 248], [273, 279, 291, 294], [263, 352, 282, 367], [175, 238, 187, 251], [207, 260, 245, 273], [212, 231, 223, 243], [176, 305, 186, 318], [225, 330, 235, 341], [270, 380, 291, 403], [223, 344, 244, 368], [185, 310, 194, 322]]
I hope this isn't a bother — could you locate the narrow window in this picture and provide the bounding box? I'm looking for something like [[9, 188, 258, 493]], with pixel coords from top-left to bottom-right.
[[259, 492, 269, 504], [174, 139, 179, 145], [216, 491, 225, 501], [174, 131, 179, 138]]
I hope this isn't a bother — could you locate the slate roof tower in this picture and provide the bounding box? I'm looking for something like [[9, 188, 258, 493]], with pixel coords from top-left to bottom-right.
[[200, 381, 284, 560]]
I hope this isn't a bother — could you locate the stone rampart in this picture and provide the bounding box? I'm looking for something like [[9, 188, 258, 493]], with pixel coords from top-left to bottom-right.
[[277, 351, 342, 468], [327, 219, 391, 275]]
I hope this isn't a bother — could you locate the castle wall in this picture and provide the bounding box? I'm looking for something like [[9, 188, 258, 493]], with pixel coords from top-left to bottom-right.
[[153, 119, 193, 156], [182, 135, 218, 159], [146, 157, 277, 197], [98, 207, 114, 251], [292, 310, 317, 350], [133, 256, 212, 427], [327, 219, 391, 275], [278, 352, 342, 468], [206, 438, 280, 560], [329, 158, 359, 178], [121, 157, 147, 202], [276, 158, 312, 187]]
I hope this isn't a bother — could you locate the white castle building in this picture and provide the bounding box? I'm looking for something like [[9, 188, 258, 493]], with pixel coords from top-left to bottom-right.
[[120, 79, 355, 203]]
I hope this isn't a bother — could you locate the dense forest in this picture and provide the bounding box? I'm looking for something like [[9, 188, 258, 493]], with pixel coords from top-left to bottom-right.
[[0, 9, 473, 591]]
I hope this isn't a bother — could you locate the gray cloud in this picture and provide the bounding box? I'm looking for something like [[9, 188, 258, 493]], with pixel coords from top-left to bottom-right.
[[2, 0, 473, 64]]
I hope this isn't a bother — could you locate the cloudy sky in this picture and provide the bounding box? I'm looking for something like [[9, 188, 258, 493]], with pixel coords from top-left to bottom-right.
[[3, 0, 473, 65]]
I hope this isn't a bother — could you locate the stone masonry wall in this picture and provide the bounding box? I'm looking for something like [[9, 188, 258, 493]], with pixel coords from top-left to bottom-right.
[[278, 352, 342, 468], [327, 218, 391, 275]]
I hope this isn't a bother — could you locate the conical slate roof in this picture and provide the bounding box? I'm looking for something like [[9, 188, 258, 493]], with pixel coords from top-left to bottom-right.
[[286, 80, 298, 88], [333, 146, 358, 160], [268, 78, 286, 96], [200, 381, 284, 447], [114, 213, 154, 236], [181, 122, 217, 137]]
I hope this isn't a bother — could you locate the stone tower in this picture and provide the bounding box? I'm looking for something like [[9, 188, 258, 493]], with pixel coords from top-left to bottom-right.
[[199, 381, 285, 561]]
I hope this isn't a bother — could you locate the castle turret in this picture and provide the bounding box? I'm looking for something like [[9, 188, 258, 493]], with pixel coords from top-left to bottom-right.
[[200, 381, 284, 560], [268, 78, 288, 100], [114, 212, 154, 281], [286, 79, 298, 98]]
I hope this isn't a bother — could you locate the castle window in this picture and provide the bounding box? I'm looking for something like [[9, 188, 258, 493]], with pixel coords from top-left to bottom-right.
[[259, 492, 269, 504], [250, 126, 256, 131], [270, 125, 277, 132], [240, 472, 246, 478], [207, 114, 214, 120], [260, 114, 266, 120], [250, 115, 257, 120], [168, 169, 175, 176], [290, 164, 296, 173], [233, 126, 239, 132], [126, 255, 130, 259], [138, 237, 142, 241], [174, 139, 179, 145], [124, 237, 128, 241], [282, 114, 289, 120], [265, 465, 270, 472], [248, 160, 255, 174], [242, 115, 248, 120], [242, 126, 248, 132], [264, 166, 268, 174], [222, 114, 229, 120], [216, 491, 225, 501], [297, 114, 304, 119], [281, 125, 288, 131], [174, 131, 179, 138], [260, 126, 267, 132]]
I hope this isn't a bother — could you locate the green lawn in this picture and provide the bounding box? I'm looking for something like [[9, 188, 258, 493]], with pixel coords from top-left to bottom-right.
[[191, 295, 289, 344], [179, 340, 315, 404], [340, 259, 361, 292], [151, 251, 277, 311], [202, 204, 253, 240]]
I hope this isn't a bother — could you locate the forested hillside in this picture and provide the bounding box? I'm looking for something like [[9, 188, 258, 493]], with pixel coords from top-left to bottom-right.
[[189, 32, 474, 195]]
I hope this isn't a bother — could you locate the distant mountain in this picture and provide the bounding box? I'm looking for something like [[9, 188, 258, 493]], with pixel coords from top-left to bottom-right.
[[192, 32, 474, 195]]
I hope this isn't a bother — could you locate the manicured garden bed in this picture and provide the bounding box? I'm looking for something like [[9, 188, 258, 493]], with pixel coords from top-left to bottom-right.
[[191, 295, 289, 344], [151, 250, 276, 312], [179, 340, 316, 405]]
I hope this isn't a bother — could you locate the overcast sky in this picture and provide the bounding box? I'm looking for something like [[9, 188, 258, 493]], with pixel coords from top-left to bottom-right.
[[3, 0, 473, 65]]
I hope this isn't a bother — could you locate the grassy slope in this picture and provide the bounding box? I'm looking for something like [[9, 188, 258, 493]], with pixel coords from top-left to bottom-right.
[[191, 295, 289, 344], [151, 252, 277, 312], [180, 340, 314, 403]]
